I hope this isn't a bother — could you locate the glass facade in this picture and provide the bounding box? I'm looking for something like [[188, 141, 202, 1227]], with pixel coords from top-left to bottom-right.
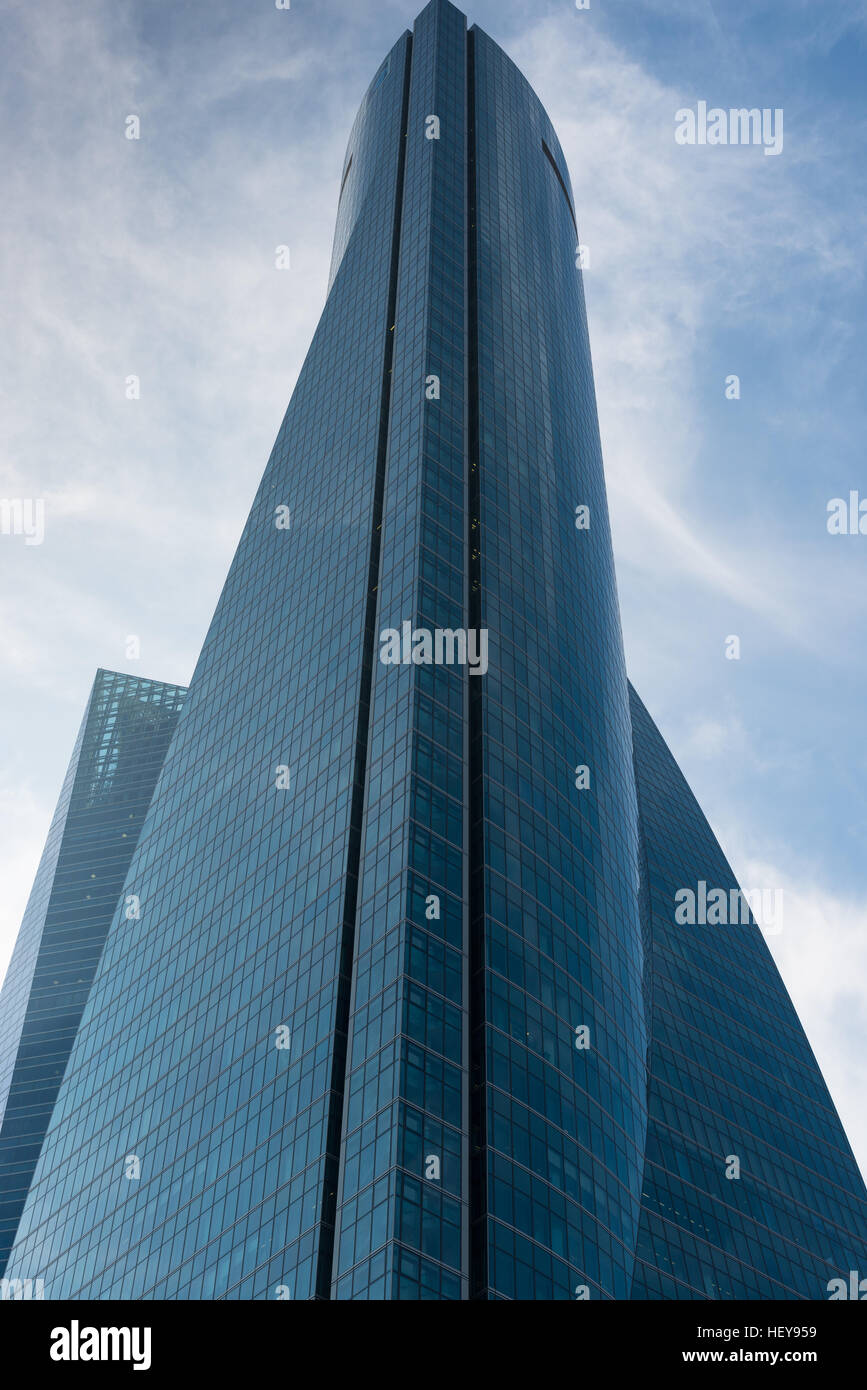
[[0, 669, 185, 1275], [469, 19, 647, 1302], [628, 685, 867, 1299], [2, 0, 865, 1300]]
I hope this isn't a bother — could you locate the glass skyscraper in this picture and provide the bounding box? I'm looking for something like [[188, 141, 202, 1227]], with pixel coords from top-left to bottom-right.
[[628, 685, 867, 1299], [2, 0, 865, 1300], [0, 669, 185, 1279]]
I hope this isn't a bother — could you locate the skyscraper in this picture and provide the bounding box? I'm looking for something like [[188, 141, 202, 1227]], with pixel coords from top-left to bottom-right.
[[0, 669, 186, 1278], [2, 0, 865, 1299], [628, 685, 867, 1299]]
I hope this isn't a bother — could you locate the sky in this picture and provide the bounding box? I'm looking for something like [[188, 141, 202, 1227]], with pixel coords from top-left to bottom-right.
[[1, 0, 866, 1179]]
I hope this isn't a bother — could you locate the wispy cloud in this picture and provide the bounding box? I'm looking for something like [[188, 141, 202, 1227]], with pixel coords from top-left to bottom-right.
[[738, 850, 867, 1180], [512, 13, 862, 645]]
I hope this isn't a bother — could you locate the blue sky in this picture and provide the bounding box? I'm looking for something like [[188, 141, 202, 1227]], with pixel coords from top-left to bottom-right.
[[1, 0, 866, 1173]]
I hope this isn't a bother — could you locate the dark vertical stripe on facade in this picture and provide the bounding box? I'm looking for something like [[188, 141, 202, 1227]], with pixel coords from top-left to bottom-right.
[[314, 35, 414, 1299], [541, 138, 578, 234], [465, 26, 487, 1301]]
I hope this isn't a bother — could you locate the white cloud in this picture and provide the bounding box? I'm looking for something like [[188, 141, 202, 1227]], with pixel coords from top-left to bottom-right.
[[739, 852, 867, 1184], [511, 12, 861, 661]]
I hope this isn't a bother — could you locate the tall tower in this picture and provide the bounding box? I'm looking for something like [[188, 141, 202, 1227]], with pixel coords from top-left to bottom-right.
[[2, 1, 865, 1300], [0, 670, 185, 1277]]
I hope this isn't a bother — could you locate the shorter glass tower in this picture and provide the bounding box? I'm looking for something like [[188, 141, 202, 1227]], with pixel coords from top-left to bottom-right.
[[0, 669, 186, 1274]]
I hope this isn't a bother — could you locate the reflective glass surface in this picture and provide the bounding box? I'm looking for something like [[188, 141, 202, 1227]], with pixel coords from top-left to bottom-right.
[[0, 669, 185, 1274], [3, 0, 865, 1301]]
